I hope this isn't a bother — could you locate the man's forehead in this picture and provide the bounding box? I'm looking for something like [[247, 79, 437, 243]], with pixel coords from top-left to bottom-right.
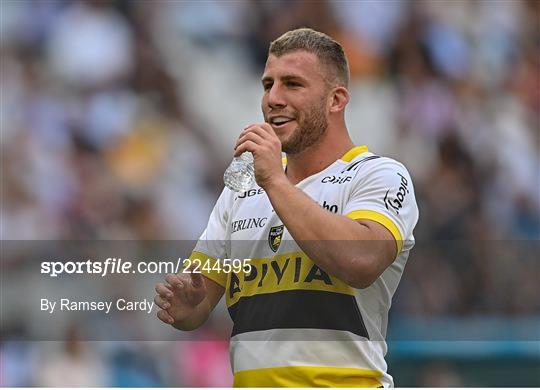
[[262, 51, 324, 80]]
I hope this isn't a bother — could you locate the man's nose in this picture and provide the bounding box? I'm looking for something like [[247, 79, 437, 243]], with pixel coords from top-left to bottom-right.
[[267, 84, 286, 109]]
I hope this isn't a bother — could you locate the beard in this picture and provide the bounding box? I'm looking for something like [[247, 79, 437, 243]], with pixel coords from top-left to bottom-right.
[[280, 98, 328, 155]]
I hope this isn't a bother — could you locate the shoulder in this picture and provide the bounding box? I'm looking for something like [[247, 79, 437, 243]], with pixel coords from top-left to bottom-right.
[[344, 152, 412, 184], [342, 152, 419, 242]]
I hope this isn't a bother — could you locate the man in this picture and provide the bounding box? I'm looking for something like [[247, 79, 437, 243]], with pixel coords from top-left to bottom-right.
[[155, 28, 418, 387]]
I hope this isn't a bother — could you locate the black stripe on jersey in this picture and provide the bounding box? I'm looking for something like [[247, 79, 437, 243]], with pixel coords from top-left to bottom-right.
[[341, 156, 381, 173], [228, 289, 369, 339]]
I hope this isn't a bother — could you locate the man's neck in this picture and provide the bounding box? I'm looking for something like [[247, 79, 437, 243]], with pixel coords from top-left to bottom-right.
[[285, 130, 355, 185]]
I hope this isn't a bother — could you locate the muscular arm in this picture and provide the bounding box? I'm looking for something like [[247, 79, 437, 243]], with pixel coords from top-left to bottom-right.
[[264, 177, 397, 288], [235, 123, 399, 289]]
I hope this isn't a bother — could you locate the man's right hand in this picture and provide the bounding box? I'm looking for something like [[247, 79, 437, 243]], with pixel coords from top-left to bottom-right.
[[154, 272, 208, 329]]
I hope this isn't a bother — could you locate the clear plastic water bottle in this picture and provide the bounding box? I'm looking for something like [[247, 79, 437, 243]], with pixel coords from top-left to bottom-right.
[[223, 151, 255, 192]]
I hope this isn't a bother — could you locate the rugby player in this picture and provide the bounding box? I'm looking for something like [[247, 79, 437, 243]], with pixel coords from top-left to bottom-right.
[[155, 28, 419, 387]]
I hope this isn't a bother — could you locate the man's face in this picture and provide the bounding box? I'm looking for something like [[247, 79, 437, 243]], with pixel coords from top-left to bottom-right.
[[261, 51, 331, 154]]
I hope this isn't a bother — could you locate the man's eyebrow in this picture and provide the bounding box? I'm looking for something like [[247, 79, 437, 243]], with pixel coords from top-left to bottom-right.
[[281, 75, 306, 82], [261, 75, 307, 84]]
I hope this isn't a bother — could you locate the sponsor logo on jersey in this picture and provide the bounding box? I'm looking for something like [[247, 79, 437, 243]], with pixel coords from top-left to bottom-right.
[[237, 188, 265, 199], [231, 217, 268, 233], [321, 200, 338, 213], [321, 175, 353, 184], [268, 225, 284, 252], [227, 252, 354, 304], [384, 172, 409, 214], [226, 253, 368, 338]]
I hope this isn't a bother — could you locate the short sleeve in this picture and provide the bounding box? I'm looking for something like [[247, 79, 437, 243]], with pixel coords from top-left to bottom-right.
[[190, 188, 232, 287], [343, 158, 419, 254]]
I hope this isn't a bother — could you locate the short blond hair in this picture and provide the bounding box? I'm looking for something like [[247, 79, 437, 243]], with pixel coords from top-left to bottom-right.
[[269, 28, 349, 87]]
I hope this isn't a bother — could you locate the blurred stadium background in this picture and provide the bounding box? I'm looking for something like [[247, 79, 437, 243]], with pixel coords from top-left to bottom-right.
[[1, 0, 539, 386]]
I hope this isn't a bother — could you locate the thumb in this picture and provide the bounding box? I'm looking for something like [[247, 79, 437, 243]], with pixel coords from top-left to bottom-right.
[[190, 272, 204, 289]]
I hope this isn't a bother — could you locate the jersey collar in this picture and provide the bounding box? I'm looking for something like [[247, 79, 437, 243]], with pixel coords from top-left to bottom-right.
[[340, 145, 369, 162], [282, 145, 369, 166]]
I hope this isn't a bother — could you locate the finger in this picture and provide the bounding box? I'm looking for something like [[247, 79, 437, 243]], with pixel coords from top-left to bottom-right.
[[154, 295, 171, 310], [235, 131, 265, 150], [155, 283, 173, 299], [234, 140, 258, 157], [157, 309, 174, 324], [165, 274, 183, 289], [259, 122, 276, 134], [243, 124, 274, 137], [236, 126, 268, 147], [242, 124, 278, 147], [247, 122, 274, 135], [243, 123, 262, 130]]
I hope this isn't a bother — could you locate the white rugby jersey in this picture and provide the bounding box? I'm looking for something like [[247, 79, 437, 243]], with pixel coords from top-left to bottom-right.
[[191, 145, 419, 387]]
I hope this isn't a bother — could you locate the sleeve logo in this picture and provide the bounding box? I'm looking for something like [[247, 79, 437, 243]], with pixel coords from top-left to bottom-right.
[[384, 172, 409, 215]]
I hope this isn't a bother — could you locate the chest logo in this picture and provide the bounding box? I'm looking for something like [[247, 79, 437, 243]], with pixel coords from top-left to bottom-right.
[[268, 225, 284, 252]]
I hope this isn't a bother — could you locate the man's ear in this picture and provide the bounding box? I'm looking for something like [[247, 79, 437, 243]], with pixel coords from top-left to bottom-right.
[[329, 86, 350, 113]]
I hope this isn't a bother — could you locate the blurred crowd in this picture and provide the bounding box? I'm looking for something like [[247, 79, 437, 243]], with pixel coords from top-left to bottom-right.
[[1, 0, 539, 386]]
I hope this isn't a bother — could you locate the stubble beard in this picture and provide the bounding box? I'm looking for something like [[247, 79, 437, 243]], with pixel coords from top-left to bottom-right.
[[281, 99, 328, 155]]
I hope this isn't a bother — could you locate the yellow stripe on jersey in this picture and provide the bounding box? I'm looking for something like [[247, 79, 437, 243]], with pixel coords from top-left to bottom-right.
[[188, 251, 227, 287], [226, 251, 355, 307], [340, 145, 369, 162], [282, 145, 369, 166], [347, 210, 403, 254], [233, 365, 383, 387]]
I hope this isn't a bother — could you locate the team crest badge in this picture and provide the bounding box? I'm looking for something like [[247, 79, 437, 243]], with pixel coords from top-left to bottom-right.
[[268, 225, 284, 252]]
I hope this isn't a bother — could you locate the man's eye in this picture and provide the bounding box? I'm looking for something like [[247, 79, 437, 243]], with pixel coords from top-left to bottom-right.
[[263, 84, 272, 91]]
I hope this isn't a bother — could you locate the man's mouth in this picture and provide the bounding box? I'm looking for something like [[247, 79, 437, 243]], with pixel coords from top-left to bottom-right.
[[269, 116, 295, 129]]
